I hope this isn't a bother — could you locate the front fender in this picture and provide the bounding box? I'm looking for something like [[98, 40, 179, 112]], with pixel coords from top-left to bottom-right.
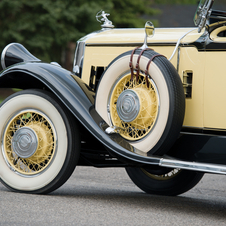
[[0, 62, 160, 165]]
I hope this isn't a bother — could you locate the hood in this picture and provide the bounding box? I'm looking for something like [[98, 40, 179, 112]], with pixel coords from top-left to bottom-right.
[[85, 27, 202, 46]]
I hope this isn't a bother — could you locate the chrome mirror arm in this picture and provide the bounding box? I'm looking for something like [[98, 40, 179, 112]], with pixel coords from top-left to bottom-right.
[[140, 33, 149, 50]]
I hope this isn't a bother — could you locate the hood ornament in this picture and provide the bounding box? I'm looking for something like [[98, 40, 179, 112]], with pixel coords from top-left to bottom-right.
[[96, 10, 114, 29]]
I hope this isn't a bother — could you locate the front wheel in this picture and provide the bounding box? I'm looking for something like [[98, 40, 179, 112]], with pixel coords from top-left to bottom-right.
[[126, 167, 204, 196], [0, 89, 80, 194]]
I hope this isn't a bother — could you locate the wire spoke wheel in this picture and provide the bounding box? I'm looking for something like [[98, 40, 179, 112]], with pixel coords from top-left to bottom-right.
[[96, 49, 185, 154], [0, 90, 80, 194], [109, 73, 159, 141], [141, 168, 181, 181], [3, 110, 56, 176], [126, 166, 204, 196]]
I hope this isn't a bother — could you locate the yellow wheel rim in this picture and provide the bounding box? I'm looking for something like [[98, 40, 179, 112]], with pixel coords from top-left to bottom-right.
[[109, 73, 159, 141], [3, 110, 56, 176], [141, 168, 181, 181]]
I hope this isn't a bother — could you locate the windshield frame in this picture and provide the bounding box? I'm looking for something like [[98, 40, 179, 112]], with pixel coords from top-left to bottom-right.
[[194, 0, 215, 32]]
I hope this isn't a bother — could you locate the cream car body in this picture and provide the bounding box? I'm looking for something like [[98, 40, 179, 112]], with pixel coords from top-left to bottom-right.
[[0, 0, 226, 196]]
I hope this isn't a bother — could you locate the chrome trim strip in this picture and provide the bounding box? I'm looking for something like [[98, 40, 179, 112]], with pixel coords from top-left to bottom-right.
[[73, 41, 85, 74], [1, 48, 6, 70], [1, 43, 16, 70], [160, 158, 226, 175], [86, 42, 177, 47], [177, 47, 181, 72], [73, 30, 103, 75]]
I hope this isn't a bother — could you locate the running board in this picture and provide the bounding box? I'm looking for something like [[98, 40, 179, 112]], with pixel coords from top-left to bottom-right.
[[159, 158, 226, 175]]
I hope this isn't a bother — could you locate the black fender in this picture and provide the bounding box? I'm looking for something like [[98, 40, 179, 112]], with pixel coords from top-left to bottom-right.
[[0, 61, 160, 166]]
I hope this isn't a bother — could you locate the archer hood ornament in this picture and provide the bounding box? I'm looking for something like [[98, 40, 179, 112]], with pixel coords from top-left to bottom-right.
[[96, 10, 114, 29]]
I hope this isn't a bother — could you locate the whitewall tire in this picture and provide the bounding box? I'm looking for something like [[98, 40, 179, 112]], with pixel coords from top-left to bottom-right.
[[0, 89, 80, 194], [95, 49, 185, 155]]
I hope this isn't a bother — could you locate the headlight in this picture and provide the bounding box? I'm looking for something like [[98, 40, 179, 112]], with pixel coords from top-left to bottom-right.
[[1, 43, 40, 70]]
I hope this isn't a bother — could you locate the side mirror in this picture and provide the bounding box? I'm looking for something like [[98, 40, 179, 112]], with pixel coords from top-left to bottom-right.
[[145, 21, 155, 38], [141, 21, 155, 50]]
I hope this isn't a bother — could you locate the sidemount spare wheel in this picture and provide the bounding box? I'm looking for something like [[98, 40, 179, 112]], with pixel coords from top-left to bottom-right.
[[0, 89, 80, 194], [95, 49, 185, 155]]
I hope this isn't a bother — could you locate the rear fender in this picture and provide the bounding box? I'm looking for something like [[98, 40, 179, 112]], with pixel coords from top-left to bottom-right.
[[0, 62, 160, 166]]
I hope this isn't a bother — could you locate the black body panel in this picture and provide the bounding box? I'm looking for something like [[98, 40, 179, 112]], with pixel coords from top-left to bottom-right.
[[168, 133, 226, 165]]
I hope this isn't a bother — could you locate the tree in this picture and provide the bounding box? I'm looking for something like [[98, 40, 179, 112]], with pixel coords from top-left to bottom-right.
[[154, 0, 198, 4], [110, 0, 156, 28], [0, 0, 157, 69], [0, 0, 106, 64]]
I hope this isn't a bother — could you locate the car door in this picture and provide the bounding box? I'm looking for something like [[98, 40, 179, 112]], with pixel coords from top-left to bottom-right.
[[204, 25, 226, 130]]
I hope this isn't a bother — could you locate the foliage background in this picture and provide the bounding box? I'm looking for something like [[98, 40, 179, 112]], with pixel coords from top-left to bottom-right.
[[0, 0, 225, 71], [0, 0, 156, 68]]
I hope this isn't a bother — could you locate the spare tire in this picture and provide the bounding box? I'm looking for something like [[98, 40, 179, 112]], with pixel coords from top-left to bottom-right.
[[95, 49, 185, 155]]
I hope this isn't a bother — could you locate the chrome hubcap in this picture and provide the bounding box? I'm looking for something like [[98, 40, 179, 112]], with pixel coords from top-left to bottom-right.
[[109, 73, 159, 141], [116, 89, 140, 122], [12, 127, 38, 158]]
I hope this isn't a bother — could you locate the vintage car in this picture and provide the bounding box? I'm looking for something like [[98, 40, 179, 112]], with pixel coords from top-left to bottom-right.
[[0, 0, 225, 196]]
